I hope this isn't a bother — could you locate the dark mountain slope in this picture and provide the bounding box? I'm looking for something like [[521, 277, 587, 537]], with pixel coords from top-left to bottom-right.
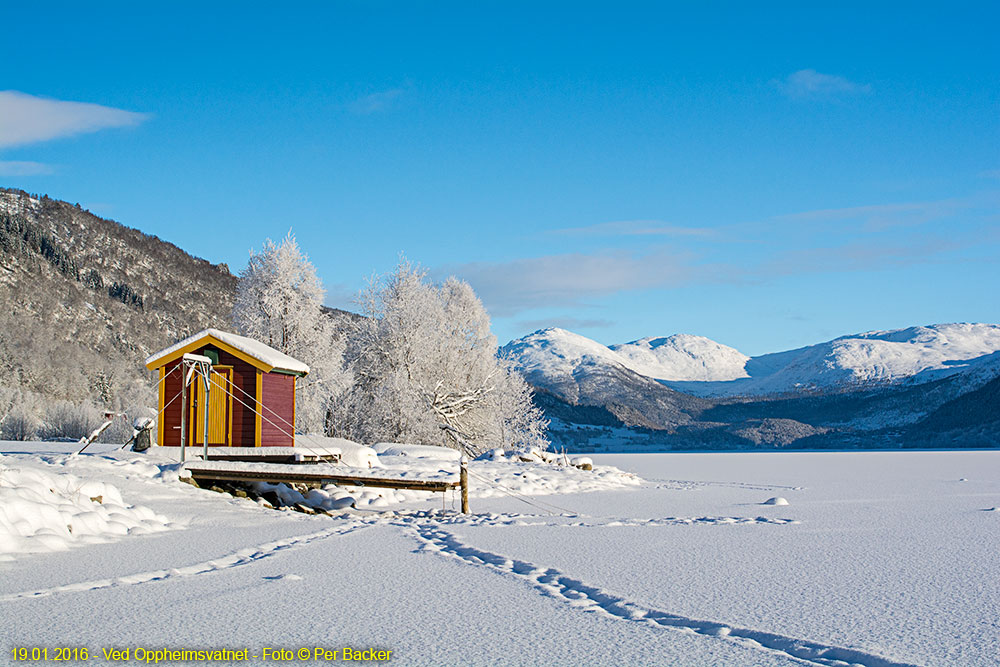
[[0, 188, 355, 420]]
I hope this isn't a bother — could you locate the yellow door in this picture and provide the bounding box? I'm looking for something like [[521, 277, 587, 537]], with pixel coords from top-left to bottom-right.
[[190, 367, 231, 446]]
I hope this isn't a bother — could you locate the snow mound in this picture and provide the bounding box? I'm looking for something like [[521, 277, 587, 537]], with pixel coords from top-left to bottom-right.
[[0, 464, 174, 560], [372, 442, 462, 461], [762, 497, 789, 506], [302, 436, 381, 468]]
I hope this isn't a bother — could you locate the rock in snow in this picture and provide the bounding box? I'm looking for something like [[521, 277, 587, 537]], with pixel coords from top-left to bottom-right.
[[762, 497, 789, 506]]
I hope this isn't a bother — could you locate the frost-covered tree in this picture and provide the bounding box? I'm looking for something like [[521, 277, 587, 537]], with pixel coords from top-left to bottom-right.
[[487, 356, 550, 452], [337, 259, 548, 455], [232, 233, 348, 433]]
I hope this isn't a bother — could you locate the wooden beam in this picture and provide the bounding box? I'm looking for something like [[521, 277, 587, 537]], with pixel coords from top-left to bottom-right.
[[185, 466, 460, 493]]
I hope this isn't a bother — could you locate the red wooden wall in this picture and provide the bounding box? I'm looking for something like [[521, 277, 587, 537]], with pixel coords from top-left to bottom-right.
[[260, 372, 295, 446]]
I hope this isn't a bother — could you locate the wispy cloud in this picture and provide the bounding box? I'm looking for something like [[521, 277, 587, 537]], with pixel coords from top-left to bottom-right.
[[777, 198, 966, 230], [516, 316, 616, 332], [445, 250, 697, 317], [554, 219, 716, 238], [348, 87, 406, 115], [761, 238, 965, 276], [0, 160, 54, 176], [0, 90, 149, 149], [775, 69, 871, 100]]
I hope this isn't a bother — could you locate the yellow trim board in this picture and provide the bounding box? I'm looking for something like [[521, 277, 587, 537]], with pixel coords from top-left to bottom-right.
[[227, 369, 234, 447], [255, 371, 263, 447], [157, 366, 165, 446], [145, 334, 276, 374]]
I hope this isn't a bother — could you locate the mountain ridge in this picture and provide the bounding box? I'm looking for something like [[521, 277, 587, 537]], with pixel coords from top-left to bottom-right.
[[505, 323, 1000, 398], [503, 324, 1000, 451]]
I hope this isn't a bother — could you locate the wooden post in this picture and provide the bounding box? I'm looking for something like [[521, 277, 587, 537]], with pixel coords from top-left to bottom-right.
[[460, 456, 469, 514]]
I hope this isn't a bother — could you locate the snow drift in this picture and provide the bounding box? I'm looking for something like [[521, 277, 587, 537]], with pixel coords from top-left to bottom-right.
[[0, 459, 174, 560]]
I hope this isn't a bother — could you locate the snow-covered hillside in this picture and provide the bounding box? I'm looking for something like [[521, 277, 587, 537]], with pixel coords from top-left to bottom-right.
[[501, 328, 633, 381], [611, 334, 751, 382], [506, 323, 1000, 398]]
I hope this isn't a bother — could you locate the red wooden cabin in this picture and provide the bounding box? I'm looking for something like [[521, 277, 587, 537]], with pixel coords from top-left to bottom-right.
[[145, 329, 309, 448]]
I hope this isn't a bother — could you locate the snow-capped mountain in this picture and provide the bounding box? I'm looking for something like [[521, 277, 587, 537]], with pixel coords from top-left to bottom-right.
[[753, 323, 999, 389], [611, 334, 751, 382], [506, 324, 1000, 450], [502, 328, 750, 386], [502, 328, 630, 383], [505, 323, 1000, 398]]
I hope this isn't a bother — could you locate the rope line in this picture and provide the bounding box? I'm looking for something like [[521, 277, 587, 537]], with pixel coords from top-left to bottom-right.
[[202, 367, 342, 460], [156, 361, 331, 460], [219, 371, 304, 439], [204, 374, 333, 461]]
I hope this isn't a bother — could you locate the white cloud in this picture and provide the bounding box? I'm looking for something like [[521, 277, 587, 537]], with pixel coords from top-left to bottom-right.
[[445, 250, 695, 317], [761, 238, 965, 275], [0, 160, 54, 176], [0, 90, 149, 149], [348, 88, 405, 115], [775, 69, 871, 99]]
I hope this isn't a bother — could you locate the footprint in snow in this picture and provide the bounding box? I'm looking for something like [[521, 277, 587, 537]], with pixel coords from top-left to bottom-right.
[[263, 574, 303, 581]]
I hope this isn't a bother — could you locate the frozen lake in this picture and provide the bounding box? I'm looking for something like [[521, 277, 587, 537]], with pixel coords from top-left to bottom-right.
[[1, 445, 997, 666]]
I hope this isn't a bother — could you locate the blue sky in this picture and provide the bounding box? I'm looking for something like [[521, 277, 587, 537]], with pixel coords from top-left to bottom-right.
[[2, 2, 997, 355]]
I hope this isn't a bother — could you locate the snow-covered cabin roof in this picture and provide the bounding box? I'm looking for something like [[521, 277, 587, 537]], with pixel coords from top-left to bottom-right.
[[144, 329, 309, 375]]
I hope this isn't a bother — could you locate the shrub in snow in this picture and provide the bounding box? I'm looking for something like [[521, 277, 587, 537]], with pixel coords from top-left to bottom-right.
[[41, 399, 103, 441], [1, 403, 42, 441]]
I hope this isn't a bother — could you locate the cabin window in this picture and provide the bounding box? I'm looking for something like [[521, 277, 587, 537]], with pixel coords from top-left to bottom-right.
[[203, 349, 220, 365]]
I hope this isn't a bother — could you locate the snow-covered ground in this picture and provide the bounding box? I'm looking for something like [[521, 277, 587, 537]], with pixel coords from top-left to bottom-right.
[[1, 442, 997, 666]]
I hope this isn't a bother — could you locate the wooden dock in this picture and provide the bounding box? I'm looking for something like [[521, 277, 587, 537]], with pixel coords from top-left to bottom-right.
[[184, 464, 461, 493], [158, 446, 341, 464]]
